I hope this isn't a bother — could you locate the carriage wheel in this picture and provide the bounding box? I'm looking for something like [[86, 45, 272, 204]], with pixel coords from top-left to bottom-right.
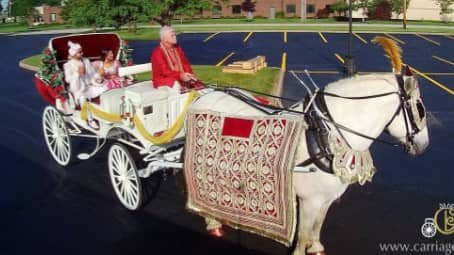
[[42, 106, 72, 166], [108, 143, 143, 210]]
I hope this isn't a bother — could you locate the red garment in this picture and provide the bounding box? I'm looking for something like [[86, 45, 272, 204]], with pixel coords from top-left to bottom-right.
[[151, 44, 193, 88]]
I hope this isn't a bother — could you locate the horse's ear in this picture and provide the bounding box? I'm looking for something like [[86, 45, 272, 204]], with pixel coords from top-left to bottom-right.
[[404, 65, 413, 76]]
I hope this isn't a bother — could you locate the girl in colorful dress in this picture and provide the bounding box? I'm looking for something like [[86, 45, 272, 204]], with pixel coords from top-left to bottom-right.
[[93, 49, 125, 90]]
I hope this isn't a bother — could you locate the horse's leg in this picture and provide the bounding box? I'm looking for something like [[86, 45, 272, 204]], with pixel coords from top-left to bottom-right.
[[205, 217, 224, 237], [306, 188, 348, 255], [305, 201, 331, 254], [293, 197, 325, 255]]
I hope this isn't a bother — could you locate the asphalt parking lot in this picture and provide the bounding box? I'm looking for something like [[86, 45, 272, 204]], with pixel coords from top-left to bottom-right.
[[1, 31, 453, 255]]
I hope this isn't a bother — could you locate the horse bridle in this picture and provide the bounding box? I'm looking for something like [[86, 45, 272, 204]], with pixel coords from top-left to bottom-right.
[[317, 74, 426, 151], [382, 74, 426, 150]]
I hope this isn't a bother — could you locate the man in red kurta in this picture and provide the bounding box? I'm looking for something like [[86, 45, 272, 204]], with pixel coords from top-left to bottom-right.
[[151, 26, 203, 92]]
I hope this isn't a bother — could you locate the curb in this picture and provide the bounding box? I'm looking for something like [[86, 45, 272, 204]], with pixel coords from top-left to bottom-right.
[[19, 60, 39, 72], [271, 69, 285, 107]]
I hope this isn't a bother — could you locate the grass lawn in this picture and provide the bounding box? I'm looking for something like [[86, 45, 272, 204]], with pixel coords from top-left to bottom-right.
[[0, 22, 76, 33], [116, 28, 160, 40], [0, 23, 28, 33], [3, 18, 453, 35], [137, 66, 279, 94], [162, 17, 453, 26], [176, 25, 454, 33], [21, 54, 279, 94], [22, 54, 43, 67]]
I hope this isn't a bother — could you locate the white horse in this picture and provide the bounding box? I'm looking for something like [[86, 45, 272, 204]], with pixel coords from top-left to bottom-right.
[[188, 37, 429, 255]]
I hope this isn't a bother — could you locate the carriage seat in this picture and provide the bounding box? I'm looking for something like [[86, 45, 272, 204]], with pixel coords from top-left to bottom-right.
[[84, 63, 153, 114]]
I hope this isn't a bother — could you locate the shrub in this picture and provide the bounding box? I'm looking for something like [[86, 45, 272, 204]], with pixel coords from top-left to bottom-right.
[[316, 7, 331, 18], [374, 0, 392, 20], [275, 11, 285, 18]]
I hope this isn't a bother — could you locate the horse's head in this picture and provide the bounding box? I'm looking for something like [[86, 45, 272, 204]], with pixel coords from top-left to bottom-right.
[[386, 69, 429, 156]]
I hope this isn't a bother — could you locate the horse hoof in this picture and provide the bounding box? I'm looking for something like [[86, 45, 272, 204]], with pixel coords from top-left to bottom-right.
[[208, 227, 225, 238], [307, 252, 326, 255]]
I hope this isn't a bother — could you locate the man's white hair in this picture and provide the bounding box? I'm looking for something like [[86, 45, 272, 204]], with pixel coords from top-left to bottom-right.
[[160, 26, 174, 40]]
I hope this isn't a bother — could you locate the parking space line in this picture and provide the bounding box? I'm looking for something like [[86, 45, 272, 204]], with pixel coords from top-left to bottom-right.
[[281, 52, 287, 71], [243, 32, 254, 43], [334, 53, 345, 64], [203, 32, 220, 42], [216, 51, 235, 67], [444, 35, 454, 40], [353, 33, 368, 44], [318, 32, 328, 44], [284, 32, 287, 43], [414, 34, 441, 46], [409, 66, 454, 96], [432, 55, 454, 66], [384, 33, 405, 44]]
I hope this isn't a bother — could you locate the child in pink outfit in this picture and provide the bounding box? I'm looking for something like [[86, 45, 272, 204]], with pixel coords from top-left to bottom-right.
[[93, 49, 124, 90]]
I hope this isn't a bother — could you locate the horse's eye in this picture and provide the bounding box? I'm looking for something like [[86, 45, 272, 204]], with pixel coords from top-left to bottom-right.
[[416, 100, 426, 120]]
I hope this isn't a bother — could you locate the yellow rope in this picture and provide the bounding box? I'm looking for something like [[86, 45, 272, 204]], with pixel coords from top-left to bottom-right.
[[133, 90, 198, 145], [81, 90, 199, 145], [80, 102, 122, 123]]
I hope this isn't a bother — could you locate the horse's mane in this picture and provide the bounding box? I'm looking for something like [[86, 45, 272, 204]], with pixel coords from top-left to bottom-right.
[[372, 36, 402, 74], [325, 73, 397, 96]]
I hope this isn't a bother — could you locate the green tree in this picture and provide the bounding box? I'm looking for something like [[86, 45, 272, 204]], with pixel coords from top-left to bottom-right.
[[108, 0, 148, 32], [434, 0, 454, 16], [44, 0, 62, 5], [390, 0, 410, 17], [148, 0, 225, 26], [63, 0, 112, 32], [9, 0, 61, 22], [330, 0, 349, 16]]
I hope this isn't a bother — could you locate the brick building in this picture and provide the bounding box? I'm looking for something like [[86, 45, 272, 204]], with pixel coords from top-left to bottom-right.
[[200, 0, 337, 19], [29, 5, 64, 25]]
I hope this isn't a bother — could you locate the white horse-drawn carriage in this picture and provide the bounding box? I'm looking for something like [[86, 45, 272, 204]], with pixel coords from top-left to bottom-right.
[[35, 33, 204, 210], [35, 33, 429, 255]]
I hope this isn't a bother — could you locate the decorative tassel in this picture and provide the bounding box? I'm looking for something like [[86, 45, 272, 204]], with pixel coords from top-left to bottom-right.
[[372, 36, 402, 73]]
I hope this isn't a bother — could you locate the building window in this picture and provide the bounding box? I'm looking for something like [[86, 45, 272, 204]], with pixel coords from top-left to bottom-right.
[[50, 13, 56, 22], [286, 4, 296, 14], [232, 5, 241, 14], [307, 4, 315, 14], [212, 5, 222, 15]]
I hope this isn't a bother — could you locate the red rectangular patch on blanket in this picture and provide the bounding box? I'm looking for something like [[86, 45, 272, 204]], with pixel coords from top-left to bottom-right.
[[221, 117, 254, 138], [184, 110, 303, 246]]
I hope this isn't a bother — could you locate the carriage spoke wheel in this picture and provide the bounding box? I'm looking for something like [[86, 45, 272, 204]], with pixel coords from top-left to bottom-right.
[[42, 106, 72, 166], [108, 143, 143, 210]]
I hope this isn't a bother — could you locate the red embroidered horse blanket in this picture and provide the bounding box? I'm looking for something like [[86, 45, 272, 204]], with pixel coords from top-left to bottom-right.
[[184, 110, 304, 245]]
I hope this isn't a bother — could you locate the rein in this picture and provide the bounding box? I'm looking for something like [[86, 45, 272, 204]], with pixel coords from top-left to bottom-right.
[[208, 85, 403, 148]]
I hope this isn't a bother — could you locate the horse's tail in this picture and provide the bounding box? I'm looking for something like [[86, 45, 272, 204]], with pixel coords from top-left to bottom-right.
[[372, 36, 402, 74]]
